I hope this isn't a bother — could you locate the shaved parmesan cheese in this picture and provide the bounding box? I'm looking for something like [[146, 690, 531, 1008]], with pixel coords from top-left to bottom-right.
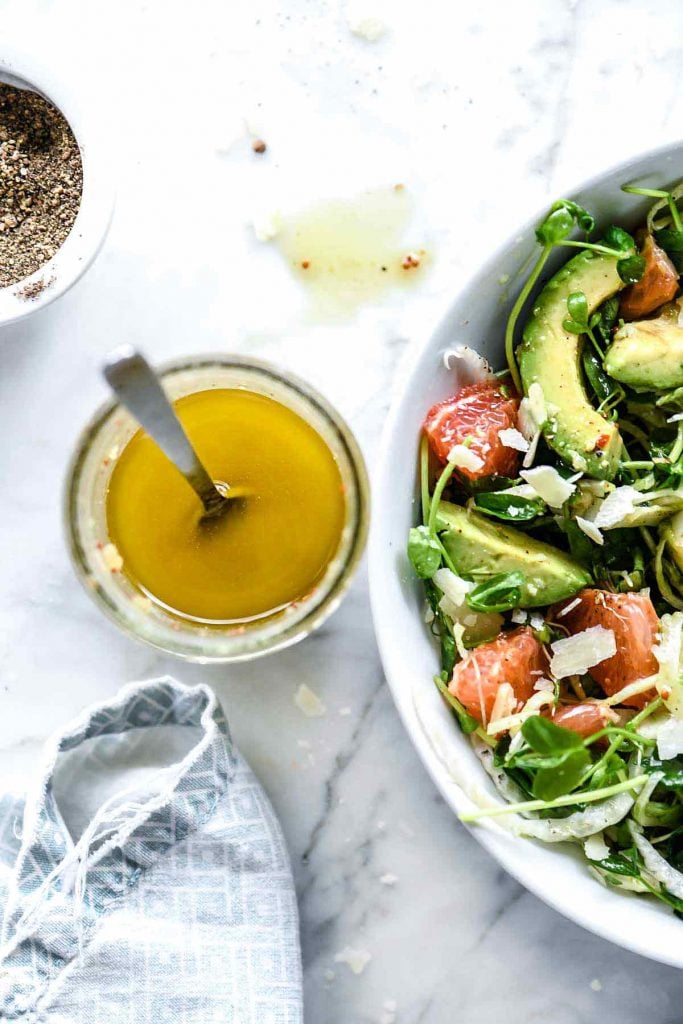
[[533, 676, 554, 693], [515, 383, 546, 470], [486, 690, 554, 736], [518, 383, 547, 436], [528, 382, 546, 420], [510, 608, 528, 624], [584, 832, 610, 862], [522, 429, 541, 469], [593, 485, 647, 529], [452, 621, 468, 660], [556, 597, 581, 619], [294, 684, 326, 718], [570, 452, 588, 472], [347, 14, 387, 41], [433, 568, 472, 607], [442, 345, 492, 382], [656, 718, 683, 760], [498, 427, 529, 452], [438, 594, 463, 621], [583, 480, 613, 498], [529, 612, 545, 630], [549, 626, 616, 680], [520, 466, 576, 508], [495, 483, 539, 500], [447, 444, 485, 472], [576, 516, 604, 546], [489, 682, 516, 727]]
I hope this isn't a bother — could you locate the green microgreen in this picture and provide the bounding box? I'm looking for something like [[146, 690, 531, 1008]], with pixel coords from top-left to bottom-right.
[[505, 199, 596, 393], [473, 491, 546, 522], [466, 571, 525, 613]]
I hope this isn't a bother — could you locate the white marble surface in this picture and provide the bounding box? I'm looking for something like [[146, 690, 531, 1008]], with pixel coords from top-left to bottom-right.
[[2, 0, 683, 1020]]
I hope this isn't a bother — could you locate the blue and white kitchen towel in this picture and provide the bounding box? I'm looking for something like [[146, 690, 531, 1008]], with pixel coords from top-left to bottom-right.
[[0, 677, 303, 1023]]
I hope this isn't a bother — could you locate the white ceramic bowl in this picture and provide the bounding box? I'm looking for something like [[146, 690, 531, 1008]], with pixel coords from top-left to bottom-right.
[[0, 48, 113, 325], [370, 141, 683, 967]]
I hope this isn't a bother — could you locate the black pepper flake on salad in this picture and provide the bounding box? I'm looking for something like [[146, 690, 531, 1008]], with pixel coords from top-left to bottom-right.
[[409, 182, 683, 917]]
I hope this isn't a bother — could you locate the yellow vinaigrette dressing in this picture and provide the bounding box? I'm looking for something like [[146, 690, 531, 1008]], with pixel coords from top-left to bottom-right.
[[275, 186, 429, 316], [106, 389, 345, 623]]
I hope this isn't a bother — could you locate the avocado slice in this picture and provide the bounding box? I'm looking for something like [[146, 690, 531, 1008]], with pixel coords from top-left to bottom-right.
[[605, 301, 683, 390], [437, 500, 590, 608], [518, 249, 625, 479]]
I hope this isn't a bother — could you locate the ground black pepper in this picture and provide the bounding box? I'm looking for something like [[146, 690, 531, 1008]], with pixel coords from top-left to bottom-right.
[[0, 84, 83, 288]]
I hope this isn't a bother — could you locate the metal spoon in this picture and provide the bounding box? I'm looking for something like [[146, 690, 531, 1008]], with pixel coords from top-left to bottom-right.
[[102, 346, 232, 520]]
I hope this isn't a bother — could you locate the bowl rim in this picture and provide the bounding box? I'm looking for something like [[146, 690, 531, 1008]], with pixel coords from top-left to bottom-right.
[[369, 137, 683, 967], [0, 46, 114, 325]]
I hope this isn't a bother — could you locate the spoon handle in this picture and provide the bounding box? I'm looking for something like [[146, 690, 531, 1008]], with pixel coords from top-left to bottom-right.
[[103, 346, 227, 516]]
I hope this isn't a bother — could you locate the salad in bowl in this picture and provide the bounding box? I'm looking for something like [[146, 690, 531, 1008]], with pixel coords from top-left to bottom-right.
[[408, 182, 683, 917]]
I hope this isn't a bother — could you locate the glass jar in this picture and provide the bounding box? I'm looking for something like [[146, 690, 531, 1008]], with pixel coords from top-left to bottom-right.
[[64, 354, 369, 662]]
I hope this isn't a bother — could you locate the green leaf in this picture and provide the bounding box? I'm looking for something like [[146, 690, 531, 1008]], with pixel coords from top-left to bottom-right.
[[434, 674, 479, 734], [547, 199, 595, 235], [617, 254, 646, 285], [594, 295, 620, 345], [407, 525, 442, 578], [566, 290, 588, 327], [562, 200, 595, 234], [532, 747, 591, 801], [522, 714, 584, 754], [425, 580, 457, 676], [588, 848, 641, 877], [652, 826, 683, 873], [642, 754, 683, 790], [474, 492, 546, 522], [536, 206, 574, 246], [466, 571, 524, 613], [563, 318, 586, 336], [655, 228, 683, 271], [603, 225, 636, 253], [582, 348, 614, 404], [643, 802, 683, 827], [461, 474, 518, 495], [563, 517, 594, 568]]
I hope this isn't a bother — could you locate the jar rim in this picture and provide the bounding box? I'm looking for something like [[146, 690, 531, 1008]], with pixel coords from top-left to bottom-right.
[[64, 353, 370, 663]]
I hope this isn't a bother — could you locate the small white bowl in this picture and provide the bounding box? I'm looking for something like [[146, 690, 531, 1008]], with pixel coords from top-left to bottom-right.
[[0, 47, 113, 326], [370, 141, 683, 967]]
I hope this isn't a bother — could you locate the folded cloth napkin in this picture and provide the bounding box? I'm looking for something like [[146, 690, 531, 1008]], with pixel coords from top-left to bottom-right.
[[0, 677, 303, 1024]]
